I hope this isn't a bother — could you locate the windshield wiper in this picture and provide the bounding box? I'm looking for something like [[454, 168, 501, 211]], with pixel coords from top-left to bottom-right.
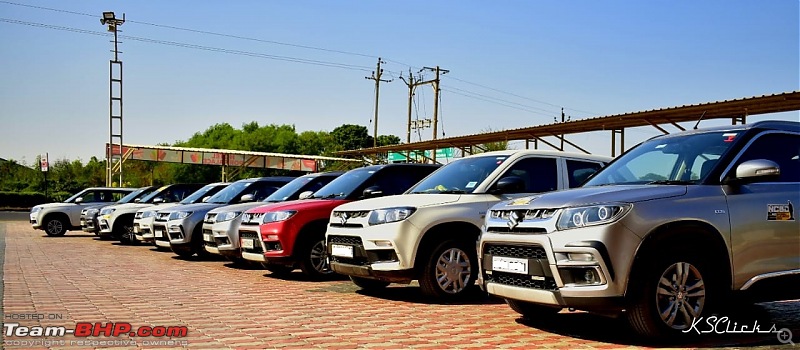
[[438, 190, 466, 194], [646, 180, 695, 185], [319, 193, 343, 199]]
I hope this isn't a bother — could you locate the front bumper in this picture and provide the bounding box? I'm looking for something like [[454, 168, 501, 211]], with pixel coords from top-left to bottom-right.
[[239, 221, 298, 266], [152, 222, 171, 248], [82, 217, 99, 233], [202, 220, 239, 257], [479, 220, 641, 312], [325, 220, 417, 282], [133, 218, 154, 242]]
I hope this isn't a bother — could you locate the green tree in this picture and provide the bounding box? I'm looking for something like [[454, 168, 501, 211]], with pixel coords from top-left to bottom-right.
[[376, 135, 401, 147], [331, 124, 373, 150]]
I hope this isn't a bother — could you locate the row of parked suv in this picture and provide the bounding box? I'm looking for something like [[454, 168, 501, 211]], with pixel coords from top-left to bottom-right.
[[29, 120, 799, 339]]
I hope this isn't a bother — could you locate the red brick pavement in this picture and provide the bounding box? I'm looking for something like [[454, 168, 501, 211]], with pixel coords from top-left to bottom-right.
[[1, 220, 796, 349]]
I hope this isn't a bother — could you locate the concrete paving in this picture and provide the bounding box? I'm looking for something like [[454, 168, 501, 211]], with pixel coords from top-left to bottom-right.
[[1, 214, 797, 349]]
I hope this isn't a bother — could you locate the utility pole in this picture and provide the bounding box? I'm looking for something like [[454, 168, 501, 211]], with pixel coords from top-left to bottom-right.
[[366, 57, 391, 148], [399, 69, 416, 145], [101, 11, 125, 187], [422, 66, 448, 162]]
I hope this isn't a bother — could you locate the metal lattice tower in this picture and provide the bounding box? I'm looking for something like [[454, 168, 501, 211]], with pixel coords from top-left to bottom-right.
[[101, 12, 125, 187]]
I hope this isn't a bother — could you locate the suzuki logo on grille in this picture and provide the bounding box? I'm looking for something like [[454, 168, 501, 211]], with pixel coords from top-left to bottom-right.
[[340, 212, 350, 225], [507, 211, 523, 229]]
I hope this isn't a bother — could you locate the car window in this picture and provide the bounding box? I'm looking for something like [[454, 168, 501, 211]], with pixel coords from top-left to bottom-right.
[[731, 132, 800, 183], [503, 157, 558, 193], [243, 181, 289, 202], [369, 166, 436, 196], [566, 160, 604, 187], [408, 156, 505, 194]]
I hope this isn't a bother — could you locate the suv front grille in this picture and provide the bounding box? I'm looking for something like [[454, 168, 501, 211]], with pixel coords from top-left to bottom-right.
[[240, 231, 263, 254], [155, 212, 170, 222], [483, 243, 555, 291], [485, 271, 557, 290], [328, 235, 370, 266], [484, 244, 547, 259], [486, 226, 547, 234]]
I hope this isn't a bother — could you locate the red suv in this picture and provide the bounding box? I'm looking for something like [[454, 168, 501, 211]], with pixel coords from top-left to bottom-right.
[[239, 164, 439, 278]]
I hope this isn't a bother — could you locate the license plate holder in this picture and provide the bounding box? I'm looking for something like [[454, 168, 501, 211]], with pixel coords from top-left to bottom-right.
[[492, 256, 529, 274], [331, 244, 354, 258], [241, 239, 255, 249]]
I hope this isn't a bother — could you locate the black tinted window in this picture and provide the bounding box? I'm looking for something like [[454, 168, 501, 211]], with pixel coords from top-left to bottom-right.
[[367, 166, 436, 196], [503, 157, 558, 193], [566, 160, 604, 187], [734, 133, 800, 182]]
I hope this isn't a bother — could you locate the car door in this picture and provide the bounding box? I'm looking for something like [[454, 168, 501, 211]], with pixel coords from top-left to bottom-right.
[[724, 131, 800, 289]]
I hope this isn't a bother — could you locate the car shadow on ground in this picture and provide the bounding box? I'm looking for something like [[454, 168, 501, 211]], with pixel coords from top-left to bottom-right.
[[349, 284, 505, 305], [515, 300, 799, 348], [42, 233, 98, 238], [262, 271, 349, 282]]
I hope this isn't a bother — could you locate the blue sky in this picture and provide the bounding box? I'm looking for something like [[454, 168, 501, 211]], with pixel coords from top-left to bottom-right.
[[1, 0, 798, 165]]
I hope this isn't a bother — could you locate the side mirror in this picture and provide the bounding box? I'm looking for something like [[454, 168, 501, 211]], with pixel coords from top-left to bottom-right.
[[153, 197, 164, 204], [491, 176, 526, 194], [240, 194, 255, 202], [729, 159, 781, 184], [134, 198, 141, 203], [298, 191, 314, 200], [362, 186, 384, 198], [202, 196, 211, 203], [75, 197, 84, 204]]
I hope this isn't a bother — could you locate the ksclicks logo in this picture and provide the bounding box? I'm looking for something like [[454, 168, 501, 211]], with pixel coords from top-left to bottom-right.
[[682, 316, 794, 345]]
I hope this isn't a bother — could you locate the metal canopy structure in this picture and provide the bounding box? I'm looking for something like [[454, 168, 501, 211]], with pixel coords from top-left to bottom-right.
[[337, 91, 800, 159], [108, 143, 361, 182]]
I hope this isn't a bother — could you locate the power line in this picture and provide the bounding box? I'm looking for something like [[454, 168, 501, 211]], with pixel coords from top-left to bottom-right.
[[444, 74, 599, 116], [446, 85, 559, 115], [0, 18, 374, 72], [1, 0, 602, 119], [0, 0, 377, 59], [441, 88, 555, 118]]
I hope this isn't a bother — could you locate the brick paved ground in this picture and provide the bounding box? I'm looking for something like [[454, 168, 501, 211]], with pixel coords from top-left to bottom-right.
[[1, 214, 797, 349]]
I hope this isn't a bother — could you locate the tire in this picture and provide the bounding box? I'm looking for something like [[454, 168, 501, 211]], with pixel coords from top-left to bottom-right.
[[118, 222, 135, 245], [263, 263, 294, 276], [506, 299, 562, 319], [172, 246, 195, 259], [419, 239, 478, 299], [350, 276, 390, 290], [627, 250, 711, 338], [298, 237, 333, 278], [44, 217, 67, 236]]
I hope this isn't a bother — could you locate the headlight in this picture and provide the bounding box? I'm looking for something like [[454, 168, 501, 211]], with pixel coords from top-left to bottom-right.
[[368, 207, 416, 226], [216, 211, 242, 222], [31, 207, 42, 213], [261, 211, 297, 223], [169, 211, 193, 220], [99, 208, 115, 215], [141, 211, 155, 218], [556, 204, 631, 230]]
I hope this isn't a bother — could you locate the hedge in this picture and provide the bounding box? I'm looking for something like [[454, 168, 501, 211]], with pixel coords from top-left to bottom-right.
[[0, 191, 72, 209]]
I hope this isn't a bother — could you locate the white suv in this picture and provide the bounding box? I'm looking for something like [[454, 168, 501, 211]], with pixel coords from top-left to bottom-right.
[[326, 150, 610, 299]]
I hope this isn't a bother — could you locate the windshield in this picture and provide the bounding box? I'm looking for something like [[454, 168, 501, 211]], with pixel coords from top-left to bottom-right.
[[311, 168, 374, 199], [206, 181, 252, 204], [180, 183, 225, 204], [584, 131, 739, 186], [263, 176, 313, 202], [138, 185, 170, 203], [117, 188, 153, 204], [64, 189, 90, 203], [409, 155, 507, 194]]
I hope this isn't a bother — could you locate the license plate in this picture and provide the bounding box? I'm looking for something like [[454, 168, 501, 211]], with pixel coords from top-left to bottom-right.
[[80, 219, 85, 226], [203, 233, 213, 242], [331, 244, 354, 258], [492, 256, 529, 274], [133, 225, 140, 233], [155, 229, 164, 238], [241, 239, 255, 249]]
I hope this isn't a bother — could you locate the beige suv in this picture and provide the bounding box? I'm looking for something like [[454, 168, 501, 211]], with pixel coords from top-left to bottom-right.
[[479, 120, 800, 338]]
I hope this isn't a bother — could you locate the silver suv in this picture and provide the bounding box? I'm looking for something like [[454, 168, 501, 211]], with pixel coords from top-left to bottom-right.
[[478, 120, 799, 338]]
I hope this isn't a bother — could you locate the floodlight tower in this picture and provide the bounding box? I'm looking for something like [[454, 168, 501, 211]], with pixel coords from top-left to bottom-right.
[[101, 11, 125, 187]]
